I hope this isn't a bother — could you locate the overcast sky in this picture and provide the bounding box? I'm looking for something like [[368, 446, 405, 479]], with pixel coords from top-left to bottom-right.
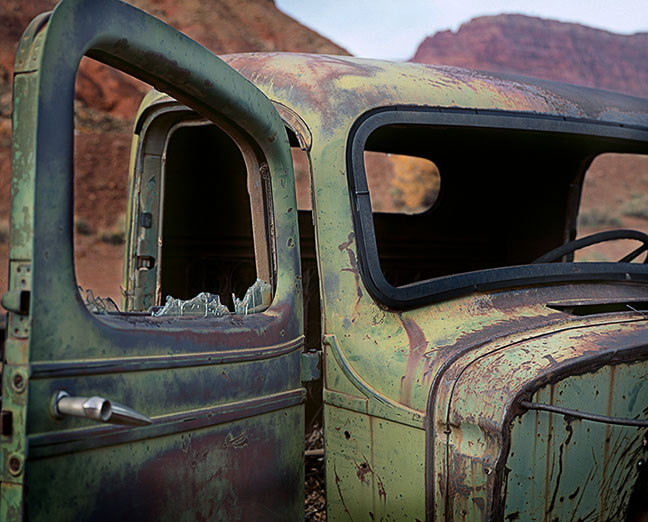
[[275, 0, 648, 60]]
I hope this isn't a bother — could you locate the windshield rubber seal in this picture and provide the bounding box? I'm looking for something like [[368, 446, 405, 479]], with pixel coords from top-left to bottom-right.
[[346, 106, 648, 309]]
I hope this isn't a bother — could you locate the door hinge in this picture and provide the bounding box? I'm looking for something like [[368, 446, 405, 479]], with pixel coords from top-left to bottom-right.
[[301, 350, 321, 382]]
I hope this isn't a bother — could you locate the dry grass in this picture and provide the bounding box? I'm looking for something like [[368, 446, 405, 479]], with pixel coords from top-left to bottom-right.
[[98, 213, 127, 245], [620, 194, 648, 221], [577, 208, 622, 229], [75, 219, 94, 236]]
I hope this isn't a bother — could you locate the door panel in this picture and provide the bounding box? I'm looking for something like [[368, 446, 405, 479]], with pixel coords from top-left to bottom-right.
[[2, 0, 303, 520]]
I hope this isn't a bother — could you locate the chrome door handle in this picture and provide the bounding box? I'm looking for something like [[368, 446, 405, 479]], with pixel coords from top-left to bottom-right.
[[51, 390, 152, 426]]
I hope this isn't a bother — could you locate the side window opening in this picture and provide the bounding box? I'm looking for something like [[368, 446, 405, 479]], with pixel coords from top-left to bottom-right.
[[133, 116, 275, 317], [158, 123, 268, 312], [74, 68, 276, 317], [73, 57, 144, 313]]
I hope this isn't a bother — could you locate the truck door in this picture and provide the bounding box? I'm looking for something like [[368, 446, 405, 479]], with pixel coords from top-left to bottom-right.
[[1, 1, 304, 520]]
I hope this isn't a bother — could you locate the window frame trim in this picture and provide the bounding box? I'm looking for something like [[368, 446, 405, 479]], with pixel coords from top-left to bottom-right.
[[346, 106, 648, 309], [127, 102, 278, 312]]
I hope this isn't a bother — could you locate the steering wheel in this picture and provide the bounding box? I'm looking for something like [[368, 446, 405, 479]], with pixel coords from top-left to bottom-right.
[[532, 229, 648, 264]]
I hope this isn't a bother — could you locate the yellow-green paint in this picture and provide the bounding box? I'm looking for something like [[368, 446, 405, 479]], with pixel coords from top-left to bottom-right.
[[325, 405, 426, 521], [506, 362, 648, 520]]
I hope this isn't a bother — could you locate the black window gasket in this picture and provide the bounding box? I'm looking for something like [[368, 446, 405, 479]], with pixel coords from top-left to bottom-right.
[[346, 106, 648, 309]]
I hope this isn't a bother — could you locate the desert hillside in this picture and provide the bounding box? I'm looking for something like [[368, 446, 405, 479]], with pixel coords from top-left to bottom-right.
[[0, 0, 347, 218], [412, 14, 648, 98]]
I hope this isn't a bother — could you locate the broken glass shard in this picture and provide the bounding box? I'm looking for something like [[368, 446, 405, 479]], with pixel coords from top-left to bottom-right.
[[154, 292, 230, 317], [233, 278, 272, 315], [80, 287, 120, 314]]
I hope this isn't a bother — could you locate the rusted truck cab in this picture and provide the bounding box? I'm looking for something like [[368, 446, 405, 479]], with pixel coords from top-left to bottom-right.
[[2, 0, 648, 520]]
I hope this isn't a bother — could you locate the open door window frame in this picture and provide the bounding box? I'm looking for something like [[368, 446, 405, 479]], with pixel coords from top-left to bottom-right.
[[2, 1, 304, 519]]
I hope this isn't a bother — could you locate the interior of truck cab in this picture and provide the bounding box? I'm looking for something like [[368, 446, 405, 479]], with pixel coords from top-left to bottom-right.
[[160, 124, 260, 309], [120, 106, 279, 316], [158, 121, 323, 346], [364, 123, 646, 281]]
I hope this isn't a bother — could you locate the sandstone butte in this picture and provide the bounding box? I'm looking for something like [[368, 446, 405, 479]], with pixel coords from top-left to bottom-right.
[[411, 13, 648, 99]]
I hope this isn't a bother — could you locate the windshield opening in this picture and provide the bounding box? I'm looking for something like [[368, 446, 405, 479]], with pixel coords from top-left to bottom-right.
[[348, 107, 648, 307]]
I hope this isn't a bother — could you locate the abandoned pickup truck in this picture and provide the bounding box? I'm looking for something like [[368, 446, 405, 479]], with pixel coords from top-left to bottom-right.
[[2, 0, 648, 520]]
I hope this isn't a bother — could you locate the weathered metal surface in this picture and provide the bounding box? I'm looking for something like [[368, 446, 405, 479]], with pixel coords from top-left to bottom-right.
[[1, 13, 44, 517], [316, 278, 648, 519], [506, 363, 648, 521], [223, 52, 648, 135], [430, 314, 648, 520], [325, 403, 426, 521], [3, 0, 305, 519], [221, 53, 648, 519], [26, 409, 304, 521], [301, 350, 322, 382]]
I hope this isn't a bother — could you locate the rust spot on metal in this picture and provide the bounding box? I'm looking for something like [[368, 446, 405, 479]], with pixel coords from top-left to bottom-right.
[[356, 460, 371, 485], [338, 232, 355, 253], [399, 314, 429, 407], [224, 54, 386, 134], [352, 456, 388, 504], [338, 232, 364, 313], [546, 423, 571, 515], [543, 353, 559, 366], [377, 474, 387, 502], [334, 462, 354, 521]]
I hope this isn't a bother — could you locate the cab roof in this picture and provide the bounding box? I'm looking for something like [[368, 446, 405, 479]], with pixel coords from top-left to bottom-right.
[[222, 53, 648, 133]]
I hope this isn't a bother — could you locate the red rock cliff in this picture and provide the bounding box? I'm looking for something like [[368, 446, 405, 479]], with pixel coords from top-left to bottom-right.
[[412, 14, 648, 98]]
